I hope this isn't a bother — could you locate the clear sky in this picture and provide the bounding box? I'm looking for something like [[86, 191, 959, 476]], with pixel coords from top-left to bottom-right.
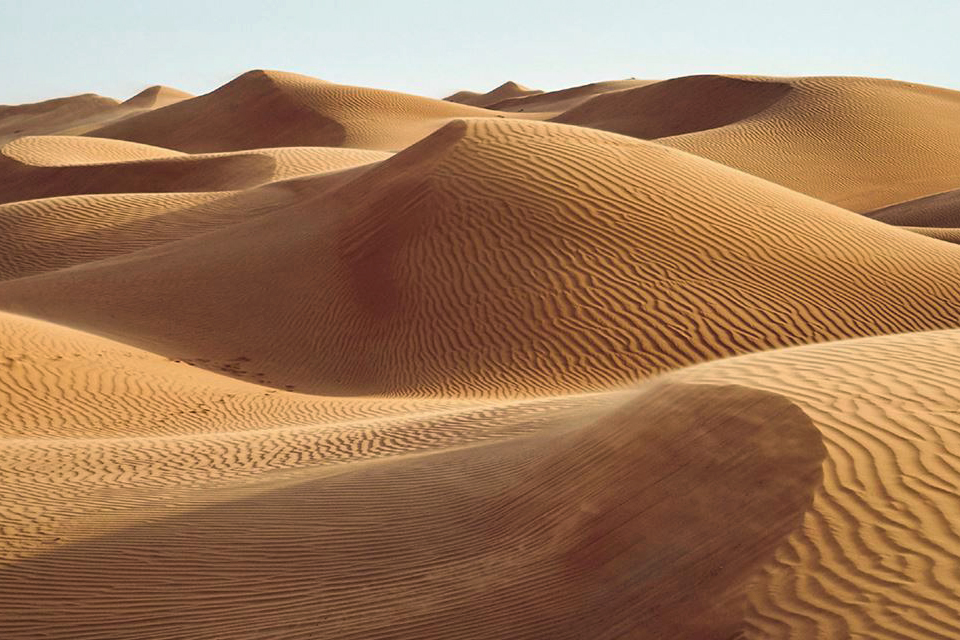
[[2, 0, 957, 104]]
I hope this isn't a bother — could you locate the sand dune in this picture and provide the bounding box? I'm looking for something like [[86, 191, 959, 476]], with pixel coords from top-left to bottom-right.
[[487, 78, 653, 112], [445, 81, 542, 108], [667, 328, 960, 638], [88, 69, 502, 152], [651, 76, 960, 210], [866, 187, 960, 227], [5, 68, 960, 638], [0, 343, 825, 638], [5, 119, 960, 396], [121, 85, 193, 109], [0, 135, 391, 204], [0, 93, 119, 143], [553, 74, 792, 139]]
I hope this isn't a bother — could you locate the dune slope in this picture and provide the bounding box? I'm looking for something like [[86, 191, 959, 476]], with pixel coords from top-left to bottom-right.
[[0, 375, 824, 640], [668, 328, 960, 639], [866, 187, 960, 227], [553, 74, 792, 139], [88, 70, 499, 152], [5, 119, 960, 396], [656, 76, 960, 210]]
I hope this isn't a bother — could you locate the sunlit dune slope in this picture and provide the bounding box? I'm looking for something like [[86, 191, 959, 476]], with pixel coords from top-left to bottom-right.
[[654, 76, 960, 211], [5, 119, 960, 396], [668, 328, 960, 639], [0, 373, 824, 640], [88, 69, 501, 152]]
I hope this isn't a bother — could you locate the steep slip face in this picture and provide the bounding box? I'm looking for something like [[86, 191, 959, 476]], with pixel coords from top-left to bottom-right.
[[658, 76, 960, 211], [0, 380, 825, 640], [866, 187, 960, 227], [5, 119, 960, 396], [87, 69, 499, 152], [121, 85, 193, 110], [553, 74, 792, 139], [667, 328, 960, 639]]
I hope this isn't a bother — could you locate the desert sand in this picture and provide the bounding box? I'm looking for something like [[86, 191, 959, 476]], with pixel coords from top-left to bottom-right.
[[2, 69, 960, 638]]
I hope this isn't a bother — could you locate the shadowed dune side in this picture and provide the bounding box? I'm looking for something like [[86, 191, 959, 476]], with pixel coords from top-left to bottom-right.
[[488, 78, 653, 112], [553, 75, 792, 139], [88, 69, 502, 152], [445, 81, 542, 107], [667, 328, 960, 638], [0, 150, 392, 281], [6, 119, 960, 396], [0, 382, 825, 640], [0, 93, 120, 142], [866, 187, 960, 227], [658, 77, 960, 211], [0, 136, 392, 205]]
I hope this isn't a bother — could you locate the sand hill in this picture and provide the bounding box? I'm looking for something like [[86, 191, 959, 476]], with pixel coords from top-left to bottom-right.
[[5, 118, 960, 397], [653, 76, 960, 211], [445, 81, 542, 107], [4, 69, 960, 639], [88, 70, 502, 152], [667, 328, 960, 638]]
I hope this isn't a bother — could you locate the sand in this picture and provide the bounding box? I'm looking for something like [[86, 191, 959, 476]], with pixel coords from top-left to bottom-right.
[[2, 68, 960, 638]]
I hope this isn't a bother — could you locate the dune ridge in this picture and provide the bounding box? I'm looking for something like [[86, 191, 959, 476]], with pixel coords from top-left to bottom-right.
[[88, 69, 502, 152], [6, 118, 960, 396]]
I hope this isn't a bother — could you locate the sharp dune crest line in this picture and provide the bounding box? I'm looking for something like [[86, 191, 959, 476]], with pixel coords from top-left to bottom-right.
[[3, 70, 960, 638]]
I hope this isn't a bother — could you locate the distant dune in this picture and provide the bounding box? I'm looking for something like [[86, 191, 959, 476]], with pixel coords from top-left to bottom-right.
[[5, 118, 960, 397], [657, 76, 960, 211], [3, 69, 960, 639], [445, 80, 543, 107], [88, 69, 502, 152]]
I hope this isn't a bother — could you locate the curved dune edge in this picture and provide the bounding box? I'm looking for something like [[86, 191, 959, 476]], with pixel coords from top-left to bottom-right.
[[552, 74, 792, 139], [5, 119, 960, 395], [0, 138, 392, 206], [902, 226, 960, 245], [87, 69, 503, 152], [0, 377, 825, 639], [658, 76, 960, 211], [666, 328, 960, 638], [866, 187, 960, 227]]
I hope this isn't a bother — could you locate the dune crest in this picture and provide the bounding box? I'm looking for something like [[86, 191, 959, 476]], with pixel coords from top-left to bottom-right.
[[553, 74, 792, 138], [88, 69, 502, 152]]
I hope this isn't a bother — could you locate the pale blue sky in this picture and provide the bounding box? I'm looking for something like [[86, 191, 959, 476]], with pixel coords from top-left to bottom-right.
[[1, 0, 957, 104]]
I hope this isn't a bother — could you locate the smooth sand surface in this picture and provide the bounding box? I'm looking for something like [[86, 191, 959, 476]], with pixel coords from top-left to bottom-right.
[[3, 69, 960, 638]]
